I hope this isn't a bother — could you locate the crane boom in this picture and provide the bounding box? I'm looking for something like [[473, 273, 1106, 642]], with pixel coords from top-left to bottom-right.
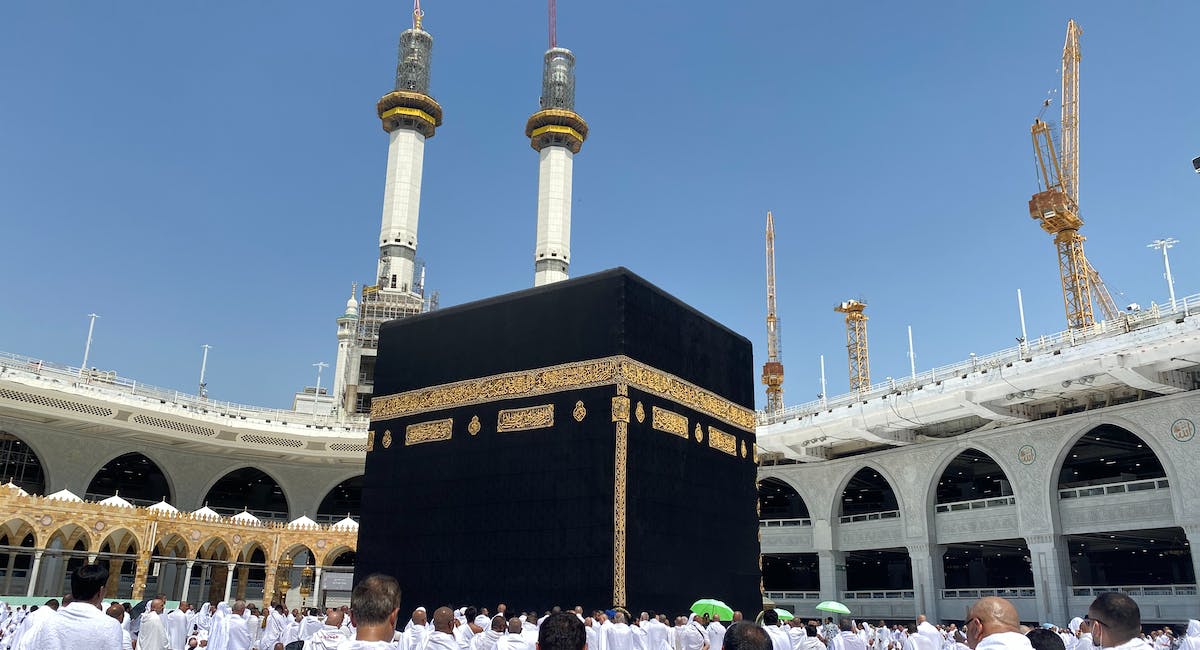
[[1061, 20, 1081, 206], [834, 300, 869, 394], [762, 211, 784, 413]]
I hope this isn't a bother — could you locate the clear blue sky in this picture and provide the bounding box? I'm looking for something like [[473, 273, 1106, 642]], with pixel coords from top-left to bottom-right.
[[2, 2, 1198, 410]]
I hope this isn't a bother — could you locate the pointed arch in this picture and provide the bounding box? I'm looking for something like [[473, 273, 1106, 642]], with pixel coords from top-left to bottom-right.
[[97, 527, 141, 555], [933, 447, 1016, 506], [1056, 423, 1166, 490], [835, 465, 901, 520], [316, 475, 364, 521], [201, 466, 290, 520], [758, 477, 811, 520], [197, 536, 232, 561], [321, 545, 357, 567], [85, 452, 174, 505], [0, 430, 48, 495]]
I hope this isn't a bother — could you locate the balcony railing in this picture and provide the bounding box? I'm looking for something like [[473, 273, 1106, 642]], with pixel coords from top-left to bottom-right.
[[1071, 585, 1197, 597], [760, 518, 813, 527], [1058, 478, 1169, 500], [935, 495, 1016, 513], [843, 590, 914, 599], [764, 591, 821, 600], [941, 588, 1036, 599], [759, 291, 1199, 426], [839, 510, 900, 524]]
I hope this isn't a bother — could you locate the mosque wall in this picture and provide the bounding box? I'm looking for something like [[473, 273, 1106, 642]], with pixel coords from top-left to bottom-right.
[[758, 389, 1200, 624], [0, 416, 364, 520]]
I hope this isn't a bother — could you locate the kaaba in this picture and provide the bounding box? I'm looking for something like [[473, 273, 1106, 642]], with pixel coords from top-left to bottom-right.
[[357, 268, 761, 616]]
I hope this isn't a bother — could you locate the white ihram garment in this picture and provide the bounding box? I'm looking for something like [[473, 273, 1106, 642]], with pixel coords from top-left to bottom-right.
[[138, 611, 171, 650]]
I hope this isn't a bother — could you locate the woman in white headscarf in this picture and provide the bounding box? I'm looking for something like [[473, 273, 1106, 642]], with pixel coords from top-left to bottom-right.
[[206, 602, 232, 650]]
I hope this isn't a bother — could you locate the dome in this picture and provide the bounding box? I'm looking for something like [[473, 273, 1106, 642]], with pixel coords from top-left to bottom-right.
[[231, 509, 262, 525], [2, 481, 28, 497], [287, 515, 318, 529], [332, 516, 359, 531], [47, 489, 83, 502], [192, 506, 221, 519], [147, 499, 180, 513], [99, 493, 134, 508], [343, 285, 359, 318]]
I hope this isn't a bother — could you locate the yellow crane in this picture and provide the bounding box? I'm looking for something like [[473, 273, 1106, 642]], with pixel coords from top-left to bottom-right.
[[1028, 19, 1118, 329], [834, 300, 869, 393], [762, 211, 785, 413]]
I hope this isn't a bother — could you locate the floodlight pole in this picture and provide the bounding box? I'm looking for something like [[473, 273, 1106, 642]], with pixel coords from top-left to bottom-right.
[[79, 313, 100, 380], [199, 345, 212, 398], [1147, 238, 1179, 311]]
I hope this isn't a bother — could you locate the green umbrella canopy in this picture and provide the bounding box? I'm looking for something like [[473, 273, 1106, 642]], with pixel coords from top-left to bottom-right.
[[690, 599, 734, 621], [776, 610, 795, 621], [815, 601, 851, 615]]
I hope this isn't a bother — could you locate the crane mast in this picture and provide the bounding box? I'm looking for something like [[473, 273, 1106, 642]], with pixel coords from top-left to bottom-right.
[[834, 300, 869, 394], [1028, 19, 1118, 329], [762, 211, 784, 413]]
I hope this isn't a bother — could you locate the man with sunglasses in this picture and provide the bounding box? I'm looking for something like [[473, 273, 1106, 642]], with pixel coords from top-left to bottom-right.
[[1075, 593, 1151, 650], [963, 597, 1031, 650]]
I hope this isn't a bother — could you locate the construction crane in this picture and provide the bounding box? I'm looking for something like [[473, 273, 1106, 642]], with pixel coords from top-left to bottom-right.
[[834, 300, 869, 393], [1028, 19, 1119, 329], [761, 211, 784, 413]]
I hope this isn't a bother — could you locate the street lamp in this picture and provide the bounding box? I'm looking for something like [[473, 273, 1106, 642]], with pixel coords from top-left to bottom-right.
[[1147, 238, 1179, 311]]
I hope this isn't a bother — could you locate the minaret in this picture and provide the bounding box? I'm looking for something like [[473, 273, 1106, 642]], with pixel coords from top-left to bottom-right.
[[376, 0, 442, 295], [528, 0, 588, 287], [332, 284, 359, 419]]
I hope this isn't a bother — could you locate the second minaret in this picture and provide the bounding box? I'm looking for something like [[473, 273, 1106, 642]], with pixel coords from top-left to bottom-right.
[[527, 5, 587, 287]]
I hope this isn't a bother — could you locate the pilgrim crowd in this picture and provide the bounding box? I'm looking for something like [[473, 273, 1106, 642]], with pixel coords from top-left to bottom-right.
[[2, 563, 1199, 650]]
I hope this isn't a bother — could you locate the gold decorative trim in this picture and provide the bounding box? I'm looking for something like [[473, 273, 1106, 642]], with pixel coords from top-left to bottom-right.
[[381, 430, 393, 449], [611, 397, 630, 423], [370, 356, 754, 431], [404, 418, 453, 446], [572, 401, 587, 422], [634, 402, 645, 424], [366, 430, 375, 452], [613, 384, 628, 607], [497, 404, 554, 432], [695, 423, 705, 443], [468, 416, 481, 436], [651, 406, 688, 438], [708, 426, 737, 456]]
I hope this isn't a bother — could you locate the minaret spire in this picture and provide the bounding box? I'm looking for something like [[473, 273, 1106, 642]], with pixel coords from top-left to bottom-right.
[[528, 0, 588, 286], [413, 0, 423, 30]]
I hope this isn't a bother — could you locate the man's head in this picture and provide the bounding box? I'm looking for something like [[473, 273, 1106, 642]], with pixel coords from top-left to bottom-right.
[[492, 615, 508, 632], [433, 607, 455, 633], [538, 612, 586, 650], [733, 612, 743, 623], [498, 604, 507, 614], [71, 563, 109, 602], [412, 608, 428, 626], [965, 597, 1021, 649], [762, 609, 779, 626], [510, 618, 525, 634], [723, 622, 771, 650], [840, 619, 854, 632], [180, 601, 191, 613], [106, 602, 124, 622], [151, 598, 166, 614], [232, 600, 246, 615], [1087, 592, 1142, 647], [327, 609, 345, 628], [917, 616, 928, 625], [349, 574, 401, 630], [44, 598, 60, 611], [1027, 629, 1067, 650]]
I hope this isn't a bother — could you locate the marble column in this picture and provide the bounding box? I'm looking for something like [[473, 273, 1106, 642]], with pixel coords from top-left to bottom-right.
[[1026, 534, 1071, 625], [236, 564, 250, 601], [180, 560, 195, 603], [25, 550, 43, 597], [223, 563, 236, 603], [312, 568, 323, 608], [1184, 525, 1200, 592], [908, 542, 946, 622], [818, 550, 847, 602]]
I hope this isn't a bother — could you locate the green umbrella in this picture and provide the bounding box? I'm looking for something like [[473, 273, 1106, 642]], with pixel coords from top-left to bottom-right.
[[691, 598, 734, 621], [776, 610, 795, 621], [815, 601, 851, 615]]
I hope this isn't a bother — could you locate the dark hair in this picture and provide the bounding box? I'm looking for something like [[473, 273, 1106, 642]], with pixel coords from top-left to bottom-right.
[[539, 612, 586, 650], [350, 574, 401, 626], [464, 607, 478, 622], [839, 619, 854, 632], [1090, 592, 1141, 643], [725, 622, 771, 650], [762, 609, 779, 626], [1027, 629, 1066, 650], [806, 625, 818, 637], [71, 563, 109, 601]]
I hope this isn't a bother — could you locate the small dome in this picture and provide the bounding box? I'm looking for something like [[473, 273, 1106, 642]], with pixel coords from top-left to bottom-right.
[[99, 494, 134, 508], [2, 481, 29, 497], [148, 499, 180, 513], [192, 506, 221, 519], [47, 489, 83, 502], [332, 516, 359, 530], [231, 509, 262, 525], [287, 515, 318, 529]]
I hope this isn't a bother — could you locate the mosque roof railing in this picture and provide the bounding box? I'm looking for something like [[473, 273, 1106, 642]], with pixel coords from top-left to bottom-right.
[[0, 349, 369, 434], [758, 290, 1200, 426]]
